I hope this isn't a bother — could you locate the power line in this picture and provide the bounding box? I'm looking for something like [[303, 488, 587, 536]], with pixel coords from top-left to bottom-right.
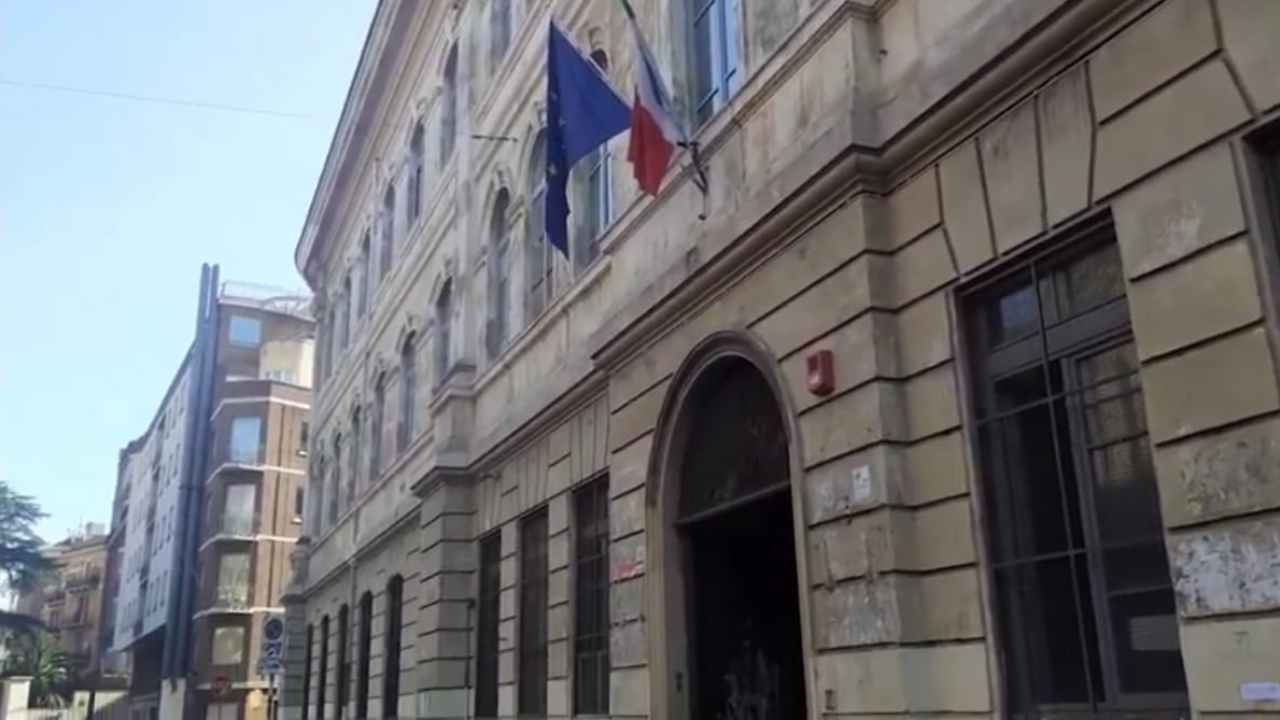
[[0, 77, 314, 120]]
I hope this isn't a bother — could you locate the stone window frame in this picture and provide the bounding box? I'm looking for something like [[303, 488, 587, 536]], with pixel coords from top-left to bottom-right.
[[957, 218, 1189, 715], [1242, 123, 1280, 363]]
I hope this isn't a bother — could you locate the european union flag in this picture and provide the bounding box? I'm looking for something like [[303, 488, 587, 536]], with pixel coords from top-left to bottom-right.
[[545, 21, 630, 257]]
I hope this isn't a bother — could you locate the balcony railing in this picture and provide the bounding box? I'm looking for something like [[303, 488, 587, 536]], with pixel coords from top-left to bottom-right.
[[66, 567, 102, 589]]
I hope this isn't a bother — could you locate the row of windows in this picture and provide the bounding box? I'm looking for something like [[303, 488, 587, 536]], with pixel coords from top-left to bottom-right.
[[316, 0, 746, 392], [301, 576, 403, 720]]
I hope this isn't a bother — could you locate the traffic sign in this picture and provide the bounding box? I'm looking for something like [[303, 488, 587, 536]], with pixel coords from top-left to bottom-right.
[[260, 615, 285, 675]]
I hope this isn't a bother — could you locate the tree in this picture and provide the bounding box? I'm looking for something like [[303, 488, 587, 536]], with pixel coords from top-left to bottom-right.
[[0, 480, 51, 632], [4, 631, 71, 707]]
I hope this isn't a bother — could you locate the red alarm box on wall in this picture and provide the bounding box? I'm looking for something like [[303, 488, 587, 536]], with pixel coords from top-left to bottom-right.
[[806, 349, 835, 396]]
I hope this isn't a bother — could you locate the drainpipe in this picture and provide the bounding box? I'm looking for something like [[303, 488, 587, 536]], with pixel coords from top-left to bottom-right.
[[164, 263, 221, 716]]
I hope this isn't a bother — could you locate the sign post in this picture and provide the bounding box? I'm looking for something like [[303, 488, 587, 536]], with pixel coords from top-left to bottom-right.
[[260, 616, 285, 720]]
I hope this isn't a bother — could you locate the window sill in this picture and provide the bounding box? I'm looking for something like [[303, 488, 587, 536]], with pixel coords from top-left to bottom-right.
[[473, 254, 612, 395]]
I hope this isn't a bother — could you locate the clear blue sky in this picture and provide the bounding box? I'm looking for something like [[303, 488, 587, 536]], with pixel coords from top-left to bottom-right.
[[0, 1, 375, 542]]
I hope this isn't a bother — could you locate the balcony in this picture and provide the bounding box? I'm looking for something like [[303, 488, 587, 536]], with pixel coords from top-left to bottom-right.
[[66, 567, 102, 590]]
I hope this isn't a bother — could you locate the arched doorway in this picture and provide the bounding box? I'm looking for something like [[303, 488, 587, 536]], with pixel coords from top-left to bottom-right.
[[650, 342, 809, 720]]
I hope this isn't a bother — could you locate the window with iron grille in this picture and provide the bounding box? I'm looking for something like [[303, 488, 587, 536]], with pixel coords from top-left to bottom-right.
[[302, 624, 312, 720], [382, 576, 403, 719], [475, 534, 501, 718], [357, 593, 372, 720], [963, 226, 1188, 717], [518, 509, 549, 715], [317, 616, 329, 720], [573, 477, 610, 715], [336, 605, 349, 720]]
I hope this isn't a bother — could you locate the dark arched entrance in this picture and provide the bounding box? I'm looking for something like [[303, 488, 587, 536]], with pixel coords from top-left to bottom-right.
[[663, 353, 808, 720]]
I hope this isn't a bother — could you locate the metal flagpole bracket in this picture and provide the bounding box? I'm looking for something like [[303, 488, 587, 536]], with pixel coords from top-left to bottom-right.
[[678, 140, 710, 220]]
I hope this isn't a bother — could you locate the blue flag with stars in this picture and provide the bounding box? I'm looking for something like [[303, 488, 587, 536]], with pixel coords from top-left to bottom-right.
[[545, 21, 630, 257]]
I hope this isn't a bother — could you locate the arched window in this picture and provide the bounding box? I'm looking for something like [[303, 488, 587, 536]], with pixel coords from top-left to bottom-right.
[[408, 123, 425, 225], [336, 604, 350, 720], [310, 454, 326, 535], [356, 592, 373, 720], [525, 131, 552, 319], [358, 232, 371, 318], [380, 185, 395, 279], [317, 615, 329, 720], [326, 308, 338, 378], [491, 0, 512, 70], [488, 189, 512, 358], [579, 49, 613, 266], [440, 45, 458, 168], [382, 575, 404, 719], [688, 0, 740, 127], [349, 408, 362, 500], [398, 335, 417, 452], [329, 435, 342, 523], [434, 280, 453, 385], [371, 374, 385, 481], [338, 280, 351, 351]]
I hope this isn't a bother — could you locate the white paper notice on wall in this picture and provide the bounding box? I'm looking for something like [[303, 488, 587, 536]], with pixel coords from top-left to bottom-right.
[[850, 465, 872, 505], [1240, 682, 1280, 702]]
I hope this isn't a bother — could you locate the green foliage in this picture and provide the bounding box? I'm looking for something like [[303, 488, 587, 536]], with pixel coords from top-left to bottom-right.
[[3, 632, 71, 708], [0, 480, 50, 593]]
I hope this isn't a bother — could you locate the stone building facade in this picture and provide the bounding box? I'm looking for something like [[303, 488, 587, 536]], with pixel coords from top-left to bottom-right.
[[15, 525, 109, 672], [286, 0, 1280, 718]]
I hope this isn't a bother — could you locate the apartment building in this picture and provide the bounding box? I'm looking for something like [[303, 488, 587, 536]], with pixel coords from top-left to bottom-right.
[[15, 524, 109, 673], [285, 1, 1280, 718], [105, 266, 313, 720]]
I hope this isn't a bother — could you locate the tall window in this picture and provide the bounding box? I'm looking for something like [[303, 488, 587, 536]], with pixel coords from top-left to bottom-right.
[[475, 534, 501, 718], [221, 484, 255, 536], [518, 508, 548, 715], [342, 275, 353, 336], [215, 551, 250, 607], [329, 435, 342, 524], [302, 624, 313, 720], [408, 122, 425, 225], [489, 189, 512, 358], [371, 374, 385, 481], [357, 234, 370, 318], [349, 408, 362, 500], [382, 575, 403, 720], [311, 455, 327, 535], [338, 292, 351, 351], [325, 308, 338, 379], [336, 604, 349, 720], [398, 336, 416, 451], [356, 592, 372, 720], [580, 49, 612, 265], [229, 416, 261, 465], [688, 0, 739, 126], [490, 0, 512, 70], [526, 132, 552, 319], [440, 45, 458, 167], [211, 625, 245, 666], [317, 616, 329, 720], [380, 185, 395, 279], [965, 232, 1187, 715], [434, 281, 453, 385], [573, 478, 610, 714]]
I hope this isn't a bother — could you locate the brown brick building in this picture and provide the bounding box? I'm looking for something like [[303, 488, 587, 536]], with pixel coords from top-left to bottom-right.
[[103, 268, 313, 720], [285, 1, 1280, 718]]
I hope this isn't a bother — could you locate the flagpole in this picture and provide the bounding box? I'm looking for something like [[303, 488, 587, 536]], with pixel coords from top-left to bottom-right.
[[618, 0, 710, 219]]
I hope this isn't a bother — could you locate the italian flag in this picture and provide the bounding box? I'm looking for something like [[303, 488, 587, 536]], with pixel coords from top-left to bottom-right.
[[622, 0, 684, 196]]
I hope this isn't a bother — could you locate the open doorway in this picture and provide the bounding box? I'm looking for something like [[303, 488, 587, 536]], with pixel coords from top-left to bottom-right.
[[664, 354, 808, 720]]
